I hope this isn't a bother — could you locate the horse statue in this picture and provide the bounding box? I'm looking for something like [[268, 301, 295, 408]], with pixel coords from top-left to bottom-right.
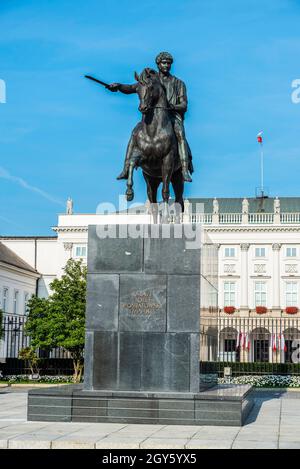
[[124, 68, 189, 222]]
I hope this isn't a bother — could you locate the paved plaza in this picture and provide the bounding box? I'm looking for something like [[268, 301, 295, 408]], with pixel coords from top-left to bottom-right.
[[1, 387, 300, 449]]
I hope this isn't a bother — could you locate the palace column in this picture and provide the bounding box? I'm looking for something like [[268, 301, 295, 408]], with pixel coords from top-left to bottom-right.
[[272, 243, 282, 312], [240, 243, 250, 314]]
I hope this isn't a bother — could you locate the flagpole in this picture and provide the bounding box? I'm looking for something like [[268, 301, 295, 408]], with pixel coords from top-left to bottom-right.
[[257, 131, 264, 198], [260, 143, 264, 197]]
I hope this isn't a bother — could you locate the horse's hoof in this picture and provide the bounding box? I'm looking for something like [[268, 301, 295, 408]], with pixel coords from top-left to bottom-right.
[[116, 170, 129, 180], [126, 190, 134, 202]]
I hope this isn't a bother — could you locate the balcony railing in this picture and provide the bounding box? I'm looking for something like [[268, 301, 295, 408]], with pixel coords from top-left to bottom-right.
[[219, 213, 242, 224], [248, 213, 274, 224], [190, 213, 212, 224], [183, 212, 300, 225], [281, 213, 300, 224]]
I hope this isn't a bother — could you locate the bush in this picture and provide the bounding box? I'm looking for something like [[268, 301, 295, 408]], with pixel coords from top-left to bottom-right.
[[200, 361, 300, 376], [18, 347, 40, 375]]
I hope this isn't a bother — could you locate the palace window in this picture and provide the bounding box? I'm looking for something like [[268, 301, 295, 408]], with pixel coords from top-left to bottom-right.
[[13, 290, 19, 314], [255, 247, 266, 258], [286, 282, 298, 307], [253, 328, 270, 363], [254, 281, 267, 306], [287, 247, 297, 258], [74, 245, 87, 257], [224, 247, 235, 258], [224, 281, 235, 306], [3, 287, 8, 313], [254, 339, 269, 363]]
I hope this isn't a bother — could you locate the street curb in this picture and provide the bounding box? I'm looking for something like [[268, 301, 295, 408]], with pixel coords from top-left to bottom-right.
[[253, 387, 300, 392], [0, 383, 69, 388]]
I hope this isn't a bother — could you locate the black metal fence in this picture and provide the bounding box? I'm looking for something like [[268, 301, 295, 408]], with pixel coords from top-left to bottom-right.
[[200, 315, 300, 376], [0, 314, 73, 376], [2, 313, 300, 377]]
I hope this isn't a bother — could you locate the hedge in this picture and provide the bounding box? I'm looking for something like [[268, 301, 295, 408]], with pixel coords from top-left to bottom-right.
[[200, 361, 300, 375]]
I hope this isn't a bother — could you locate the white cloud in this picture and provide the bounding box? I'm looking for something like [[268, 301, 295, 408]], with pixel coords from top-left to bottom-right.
[[0, 166, 64, 206]]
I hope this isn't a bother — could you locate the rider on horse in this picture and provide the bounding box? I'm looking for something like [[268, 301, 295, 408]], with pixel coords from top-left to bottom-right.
[[107, 52, 193, 183]]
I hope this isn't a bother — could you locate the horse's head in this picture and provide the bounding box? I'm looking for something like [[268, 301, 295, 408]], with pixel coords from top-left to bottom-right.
[[134, 68, 161, 114]]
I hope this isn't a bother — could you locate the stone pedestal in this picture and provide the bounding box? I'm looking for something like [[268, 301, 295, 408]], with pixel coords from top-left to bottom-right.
[[28, 224, 253, 426], [84, 224, 201, 393]]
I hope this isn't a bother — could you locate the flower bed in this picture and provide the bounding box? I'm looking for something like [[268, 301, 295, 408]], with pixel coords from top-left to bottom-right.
[[224, 306, 235, 314], [256, 306, 267, 314], [218, 374, 300, 388], [286, 306, 298, 314], [0, 375, 75, 384]]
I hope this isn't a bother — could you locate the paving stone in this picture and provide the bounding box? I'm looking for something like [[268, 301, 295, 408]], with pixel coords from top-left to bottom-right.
[[279, 441, 300, 449], [96, 437, 142, 449], [52, 435, 102, 449], [185, 439, 233, 449], [192, 430, 240, 440], [153, 429, 199, 439], [232, 440, 278, 449], [0, 439, 8, 449], [8, 435, 54, 449], [140, 438, 189, 449]]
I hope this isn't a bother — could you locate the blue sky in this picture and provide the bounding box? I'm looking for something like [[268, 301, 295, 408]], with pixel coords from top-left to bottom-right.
[[1, 0, 300, 235]]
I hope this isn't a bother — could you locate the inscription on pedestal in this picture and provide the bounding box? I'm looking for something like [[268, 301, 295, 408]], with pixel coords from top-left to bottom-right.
[[122, 291, 160, 316], [119, 274, 167, 332]]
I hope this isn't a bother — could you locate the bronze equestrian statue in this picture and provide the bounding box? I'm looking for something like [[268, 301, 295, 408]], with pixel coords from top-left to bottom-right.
[[86, 52, 194, 219]]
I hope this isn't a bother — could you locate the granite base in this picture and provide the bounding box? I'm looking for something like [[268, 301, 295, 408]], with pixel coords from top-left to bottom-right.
[[27, 384, 253, 426]]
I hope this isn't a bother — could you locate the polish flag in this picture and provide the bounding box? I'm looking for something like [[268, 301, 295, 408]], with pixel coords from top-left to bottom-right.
[[246, 333, 251, 351], [257, 131, 263, 144], [236, 330, 241, 349], [279, 333, 287, 352], [272, 334, 277, 352], [241, 333, 245, 350]]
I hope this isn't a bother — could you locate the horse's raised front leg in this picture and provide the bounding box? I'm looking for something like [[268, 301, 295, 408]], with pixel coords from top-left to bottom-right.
[[161, 151, 174, 223], [126, 161, 135, 201]]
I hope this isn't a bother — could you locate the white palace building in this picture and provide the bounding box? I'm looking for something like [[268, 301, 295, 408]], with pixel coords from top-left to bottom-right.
[[1, 195, 300, 364]]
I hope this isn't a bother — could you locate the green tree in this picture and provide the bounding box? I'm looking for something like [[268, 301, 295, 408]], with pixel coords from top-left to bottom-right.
[[18, 347, 40, 375], [26, 259, 87, 383]]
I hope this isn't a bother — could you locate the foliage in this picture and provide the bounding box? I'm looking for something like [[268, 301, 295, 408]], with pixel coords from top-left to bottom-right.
[[218, 374, 300, 388], [18, 347, 40, 375], [256, 306, 268, 314], [224, 306, 236, 314], [26, 259, 87, 383], [201, 361, 300, 376], [0, 374, 74, 384], [286, 306, 298, 314]]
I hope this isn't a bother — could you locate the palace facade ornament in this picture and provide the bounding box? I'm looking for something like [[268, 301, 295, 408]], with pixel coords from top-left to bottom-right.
[[272, 243, 282, 251], [63, 242, 73, 251], [240, 243, 250, 251], [242, 198, 249, 215], [213, 198, 219, 215], [274, 197, 280, 214], [66, 197, 73, 215]]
